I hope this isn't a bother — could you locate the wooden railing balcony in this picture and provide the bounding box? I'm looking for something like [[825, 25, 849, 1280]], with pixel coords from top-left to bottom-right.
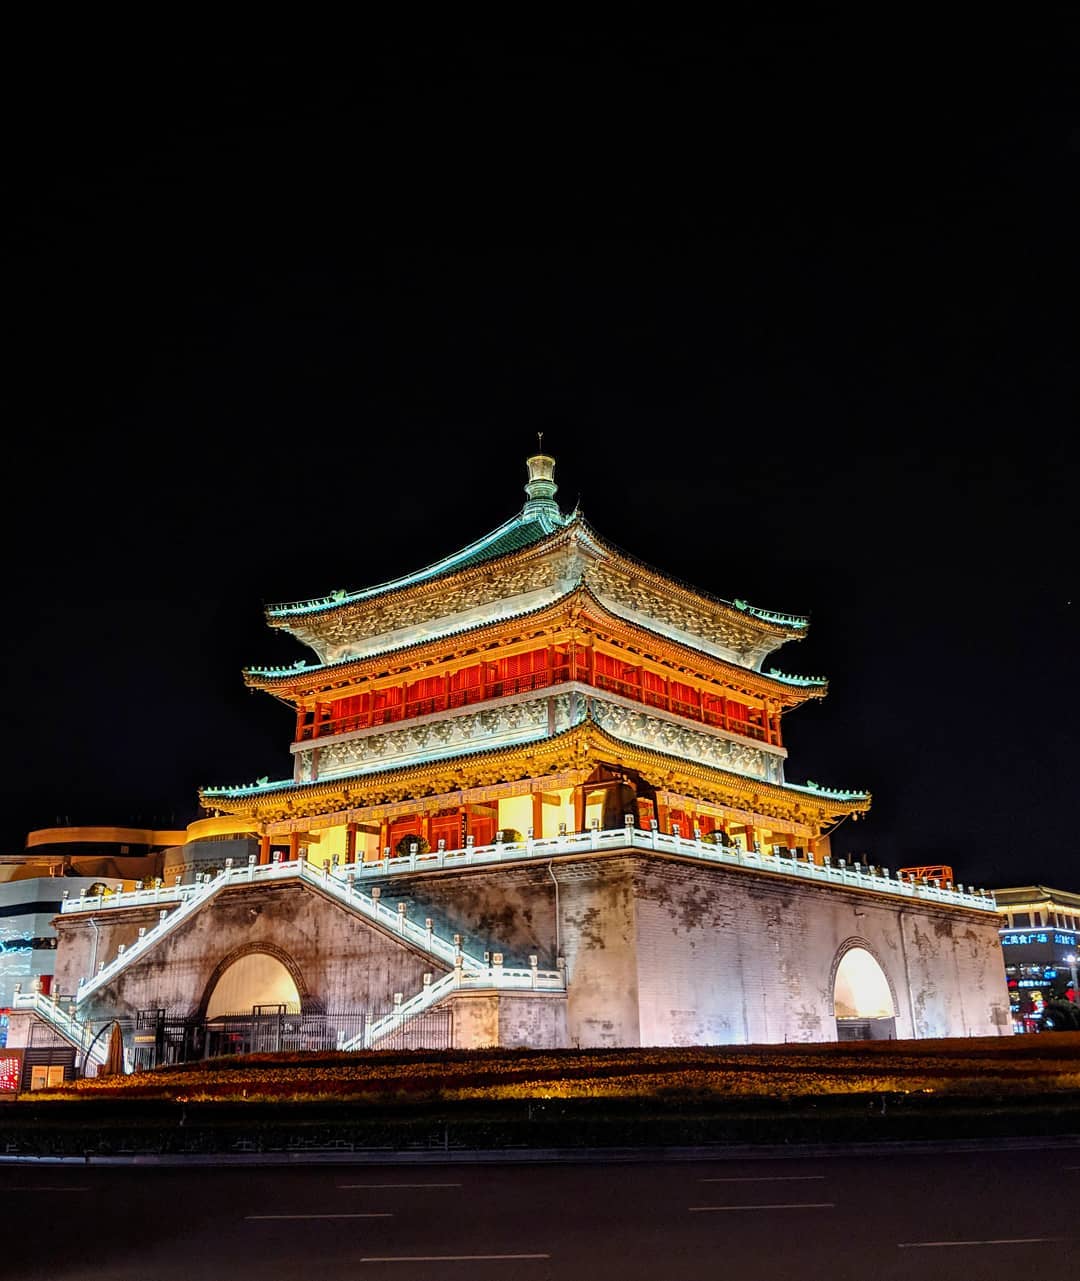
[[299, 662, 777, 747]]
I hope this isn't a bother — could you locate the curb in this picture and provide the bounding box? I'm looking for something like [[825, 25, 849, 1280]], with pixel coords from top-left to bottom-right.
[[3, 1134, 1079, 1166]]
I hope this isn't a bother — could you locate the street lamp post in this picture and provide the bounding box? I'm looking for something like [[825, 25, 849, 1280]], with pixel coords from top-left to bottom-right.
[[1065, 953, 1079, 1005]]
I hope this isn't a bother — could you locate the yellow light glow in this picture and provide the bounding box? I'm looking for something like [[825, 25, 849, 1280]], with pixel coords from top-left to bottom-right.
[[834, 947, 894, 1019]]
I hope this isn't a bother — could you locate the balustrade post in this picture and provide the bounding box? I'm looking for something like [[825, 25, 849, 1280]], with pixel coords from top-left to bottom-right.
[[492, 952, 504, 986], [590, 821, 600, 850], [397, 901, 407, 932], [425, 917, 434, 949], [557, 956, 566, 988], [529, 954, 538, 990], [650, 817, 659, 850]]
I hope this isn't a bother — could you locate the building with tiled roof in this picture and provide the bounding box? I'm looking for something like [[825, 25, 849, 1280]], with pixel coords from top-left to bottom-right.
[[9, 450, 1011, 1070]]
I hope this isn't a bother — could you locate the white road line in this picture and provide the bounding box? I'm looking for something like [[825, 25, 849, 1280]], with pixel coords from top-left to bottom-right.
[[361, 1255, 550, 1263], [699, 1176, 825, 1183], [689, 1203, 834, 1212], [898, 1237, 1065, 1248], [337, 1183, 462, 1189], [246, 1213, 394, 1220]]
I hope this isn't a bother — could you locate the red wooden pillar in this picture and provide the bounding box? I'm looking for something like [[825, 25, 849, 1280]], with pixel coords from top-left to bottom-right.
[[378, 818, 389, 855], [421, 813, 431, 847], [657, 799, 670, 834], [345, 823, 357, 863], [573, 786, 586, 833], [295, 706, 305, 741], [532, 791, 544, 838], [259, 832, 271, 865], [288, 832, 301, 860]]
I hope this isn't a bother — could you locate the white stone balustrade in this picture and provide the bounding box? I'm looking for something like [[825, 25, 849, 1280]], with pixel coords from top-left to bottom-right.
[[60, 826, 995, 932]]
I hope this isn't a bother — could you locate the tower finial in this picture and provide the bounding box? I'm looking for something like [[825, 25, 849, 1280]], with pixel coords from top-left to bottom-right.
[[523, 442, 559, 519], [537, 430, 543, 451]]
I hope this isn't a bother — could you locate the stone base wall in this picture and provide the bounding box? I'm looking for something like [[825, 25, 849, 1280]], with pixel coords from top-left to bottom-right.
[[48, 848, 1011, 1048], [445, 990, 568, 1049]]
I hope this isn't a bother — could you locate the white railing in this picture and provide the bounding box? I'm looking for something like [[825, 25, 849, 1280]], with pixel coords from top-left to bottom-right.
[[340, 961, 567, 1050], [323, 826, 993, 909], [61, 828, 996, 931], [12, 990, 108, 1065], [72, 856, 488, 1005]]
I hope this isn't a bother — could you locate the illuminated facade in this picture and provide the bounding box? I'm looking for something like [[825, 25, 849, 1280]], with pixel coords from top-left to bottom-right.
[[992, 884, 1080, 1031], [10, 452, 1012, 1061], [208, 449, 865, 868]]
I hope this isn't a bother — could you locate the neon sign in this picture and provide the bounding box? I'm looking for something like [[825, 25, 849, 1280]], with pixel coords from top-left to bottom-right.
[[0, 1056, 19, 1092], [1001, 932, 1049, 946]]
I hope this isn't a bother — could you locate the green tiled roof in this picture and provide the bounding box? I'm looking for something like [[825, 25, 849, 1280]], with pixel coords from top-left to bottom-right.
[[767, 669, 827, 687], [267, 507, 571, 619]]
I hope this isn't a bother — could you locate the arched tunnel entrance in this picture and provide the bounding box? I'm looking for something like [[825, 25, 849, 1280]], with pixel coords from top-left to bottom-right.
[[833, 945, 897, 1041]]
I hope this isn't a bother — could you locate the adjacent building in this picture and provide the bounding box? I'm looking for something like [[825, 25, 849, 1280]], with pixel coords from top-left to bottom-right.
[[992, 885, 1080, 1031]]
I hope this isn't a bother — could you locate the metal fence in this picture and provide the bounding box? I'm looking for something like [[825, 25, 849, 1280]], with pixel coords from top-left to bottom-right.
[[127, 1004, 453, 1070]]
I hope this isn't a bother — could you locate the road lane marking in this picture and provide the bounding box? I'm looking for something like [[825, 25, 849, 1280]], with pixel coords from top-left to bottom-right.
[[898, 1237, 1064, 1248], [690, 1203, 834, 1212], [246, 1213, 394, 1220], [699, 1176, 825, 1183], [361, 1255, 549, 1263], [338, 1182, 462, 1189]]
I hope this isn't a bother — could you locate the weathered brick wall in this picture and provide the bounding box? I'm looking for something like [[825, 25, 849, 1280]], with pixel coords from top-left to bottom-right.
[[66, 883, 441, 1022], [50, 849, 1010, 1046], [444, 991, 567, 1049], [633, 859, 1010, 1044]]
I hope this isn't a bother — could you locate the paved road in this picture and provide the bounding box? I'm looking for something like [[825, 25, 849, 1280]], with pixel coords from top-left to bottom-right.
[[2, 1144, 1078, 1280]]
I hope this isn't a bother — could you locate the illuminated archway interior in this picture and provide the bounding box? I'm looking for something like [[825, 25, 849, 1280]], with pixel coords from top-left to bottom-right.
[[206, 953, 301, 1017], [833, 947, 895, 1019]]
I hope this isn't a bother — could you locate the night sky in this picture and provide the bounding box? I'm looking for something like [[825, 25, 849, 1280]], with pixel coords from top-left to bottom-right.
[[5, 33, 1077, 890]]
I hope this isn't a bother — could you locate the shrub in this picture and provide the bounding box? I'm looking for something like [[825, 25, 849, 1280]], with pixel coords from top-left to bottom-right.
[[394, 834, 430, 857]]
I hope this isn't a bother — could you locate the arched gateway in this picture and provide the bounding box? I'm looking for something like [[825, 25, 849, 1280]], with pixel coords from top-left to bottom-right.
[[832, 943, 897, 1041], [204, 949, 303, 1018]]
